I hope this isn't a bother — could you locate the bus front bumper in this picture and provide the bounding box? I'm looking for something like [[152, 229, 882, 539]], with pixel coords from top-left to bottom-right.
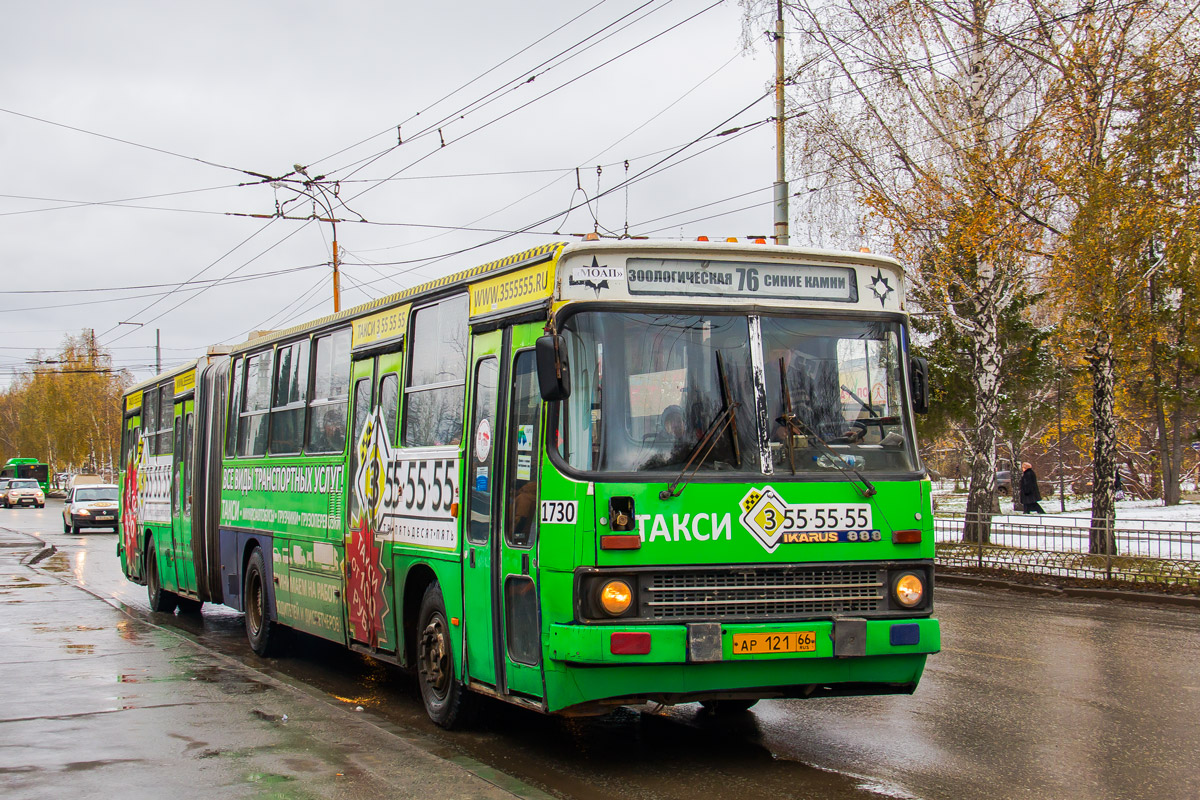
[[548, 617, 940, 665], [543, 617, 940, 714]]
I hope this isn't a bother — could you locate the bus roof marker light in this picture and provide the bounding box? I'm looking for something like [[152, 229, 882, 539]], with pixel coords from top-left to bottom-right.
[[696, 236, 709, 242]]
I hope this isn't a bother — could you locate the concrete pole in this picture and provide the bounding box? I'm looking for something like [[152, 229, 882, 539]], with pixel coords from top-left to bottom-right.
[[773, 0, 789, 246], [332, 223, 341, 313]]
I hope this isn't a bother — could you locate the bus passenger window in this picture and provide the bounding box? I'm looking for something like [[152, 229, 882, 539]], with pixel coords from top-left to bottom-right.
[[142, 387, 158, 455], [239, 351, 273, 457], [506, 352, 540, 549], [468, 357, 497, 545], [269, 339, 309, 454], [379, 373, 399, 444], [226, 357, 243, 457], [157, 384, 174, 456], [307, 328, 351, 452], [403, 295, 467, 447]]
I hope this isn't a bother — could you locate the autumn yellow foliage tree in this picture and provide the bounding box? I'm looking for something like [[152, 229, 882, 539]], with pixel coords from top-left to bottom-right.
[[0, 333, 131, 477]]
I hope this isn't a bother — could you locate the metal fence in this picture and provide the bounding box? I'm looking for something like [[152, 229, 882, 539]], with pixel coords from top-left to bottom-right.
[[934, 512, 1200, 589]]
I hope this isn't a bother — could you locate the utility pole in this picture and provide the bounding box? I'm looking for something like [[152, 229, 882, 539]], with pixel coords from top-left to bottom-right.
[[332, 223, 341, 313], [773, 0, 789, 246], [155, 328, 161, 374]]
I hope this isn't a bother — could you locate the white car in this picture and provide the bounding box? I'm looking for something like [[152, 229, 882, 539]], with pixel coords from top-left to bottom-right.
[[62, 484, 120, 533], [3, 479, 45, 508]]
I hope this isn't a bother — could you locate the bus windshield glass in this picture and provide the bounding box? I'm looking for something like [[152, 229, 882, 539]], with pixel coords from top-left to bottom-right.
[[557, 311, 918, 476], [761, 316, 917, 474], [557, 311, 760, 474]]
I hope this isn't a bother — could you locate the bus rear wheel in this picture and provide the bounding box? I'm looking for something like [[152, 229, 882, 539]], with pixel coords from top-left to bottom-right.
[[416, 582, 475, 729], [244, 547, 282, 656], [145, 539, 178, 614]]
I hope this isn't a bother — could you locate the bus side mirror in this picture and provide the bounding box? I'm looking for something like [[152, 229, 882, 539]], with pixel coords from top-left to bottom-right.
[[535, 335, 571, 401], [909, 356, 929, 414]]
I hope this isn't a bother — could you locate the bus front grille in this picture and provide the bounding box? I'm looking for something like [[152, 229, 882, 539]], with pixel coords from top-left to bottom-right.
[[642, 566, 885, 620]]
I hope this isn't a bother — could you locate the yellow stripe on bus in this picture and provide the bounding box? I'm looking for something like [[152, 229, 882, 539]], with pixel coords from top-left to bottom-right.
[[352, 304, 411, 350], [174, 369, 196, 396], [469, 260, 554, 318]]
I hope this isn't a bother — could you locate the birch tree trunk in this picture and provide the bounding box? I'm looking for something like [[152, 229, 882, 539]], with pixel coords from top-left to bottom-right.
[[1088, 327, 1117, 554]]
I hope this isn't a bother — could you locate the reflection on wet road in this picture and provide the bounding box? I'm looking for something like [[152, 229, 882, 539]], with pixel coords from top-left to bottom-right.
[[11, 502, 1200, 800]]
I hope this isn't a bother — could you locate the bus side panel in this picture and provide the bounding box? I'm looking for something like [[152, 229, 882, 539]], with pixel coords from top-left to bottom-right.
[[275, 535, 346, 643], [219, 528, 276, 614]]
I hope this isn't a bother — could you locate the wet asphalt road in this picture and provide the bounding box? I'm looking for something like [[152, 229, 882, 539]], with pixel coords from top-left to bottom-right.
[[9, 501, 1200, 800]]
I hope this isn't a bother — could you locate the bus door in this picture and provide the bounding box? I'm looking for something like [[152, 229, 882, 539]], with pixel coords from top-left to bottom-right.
[[346, 349, 403, 653], [497, 328, 545, 700], [171, 399, 197, 594], [462, 330, 503, 687]]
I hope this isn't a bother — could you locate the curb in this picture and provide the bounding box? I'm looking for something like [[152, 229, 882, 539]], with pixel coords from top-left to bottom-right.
[[937, 572, 1200, 608]]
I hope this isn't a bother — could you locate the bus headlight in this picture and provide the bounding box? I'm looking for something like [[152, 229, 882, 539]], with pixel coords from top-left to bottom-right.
[[893, 572, 925, 608], [598, 580, 633, 616]]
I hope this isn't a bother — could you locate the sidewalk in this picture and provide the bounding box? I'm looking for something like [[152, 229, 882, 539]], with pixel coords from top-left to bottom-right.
[[0, 528, 536, 800]]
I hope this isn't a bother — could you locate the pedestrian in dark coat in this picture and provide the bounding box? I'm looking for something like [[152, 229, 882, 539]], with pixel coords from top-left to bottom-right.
[[1020, 462, 1045, 514]]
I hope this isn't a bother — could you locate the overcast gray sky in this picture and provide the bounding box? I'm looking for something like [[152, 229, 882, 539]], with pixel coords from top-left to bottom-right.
[[1, 0, 792, 385]]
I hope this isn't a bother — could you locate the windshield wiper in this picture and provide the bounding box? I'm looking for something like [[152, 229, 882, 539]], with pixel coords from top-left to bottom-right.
[[660, 352, 741, 500], [841, 384, 879, 418], [775, 358, 876, 498]]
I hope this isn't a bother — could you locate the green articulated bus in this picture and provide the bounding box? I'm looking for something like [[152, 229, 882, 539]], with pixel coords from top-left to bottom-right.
[[118, 239, 940, 727], [2, 458, 51, 493]]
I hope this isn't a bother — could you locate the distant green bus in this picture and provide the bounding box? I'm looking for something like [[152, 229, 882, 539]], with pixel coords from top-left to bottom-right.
[[119, 239, 940, 727], [1, 458, 50, 493]]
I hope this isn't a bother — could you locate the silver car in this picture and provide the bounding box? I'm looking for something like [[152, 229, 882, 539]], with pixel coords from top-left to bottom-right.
[[3, 479, 45, 508], [62, 484, 120, 533]]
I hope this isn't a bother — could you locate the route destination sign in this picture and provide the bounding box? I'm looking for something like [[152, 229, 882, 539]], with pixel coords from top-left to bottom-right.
[[627, 258, 860, 302]]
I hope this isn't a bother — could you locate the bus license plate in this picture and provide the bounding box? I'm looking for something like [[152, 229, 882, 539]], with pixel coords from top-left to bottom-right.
[[732, 631, 816, 655]]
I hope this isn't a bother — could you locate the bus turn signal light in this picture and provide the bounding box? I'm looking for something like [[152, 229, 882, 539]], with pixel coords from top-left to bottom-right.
[[892, 529, 922, 544], [610, 632, 651, 655], [893, 573, 925, 608], [599, 580, 633, 616]]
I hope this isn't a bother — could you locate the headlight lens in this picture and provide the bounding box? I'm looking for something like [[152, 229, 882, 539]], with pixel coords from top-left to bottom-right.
[[893, 572, 925, 608], [598, 579, 633, 616], [78, 508, 91, 515]]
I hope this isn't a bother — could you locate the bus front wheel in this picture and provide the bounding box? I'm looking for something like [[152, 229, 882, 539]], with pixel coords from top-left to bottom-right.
[[244, 547, 282, 656], [417, 582, 475, 729], [145, 539, 178, 614]]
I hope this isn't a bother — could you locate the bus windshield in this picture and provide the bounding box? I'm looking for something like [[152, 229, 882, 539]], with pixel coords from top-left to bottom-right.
[[556, 311, 918, 476]]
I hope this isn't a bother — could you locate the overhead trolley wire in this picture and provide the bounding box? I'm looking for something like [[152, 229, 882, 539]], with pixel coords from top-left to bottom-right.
[[0, 106, 276, 182]]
